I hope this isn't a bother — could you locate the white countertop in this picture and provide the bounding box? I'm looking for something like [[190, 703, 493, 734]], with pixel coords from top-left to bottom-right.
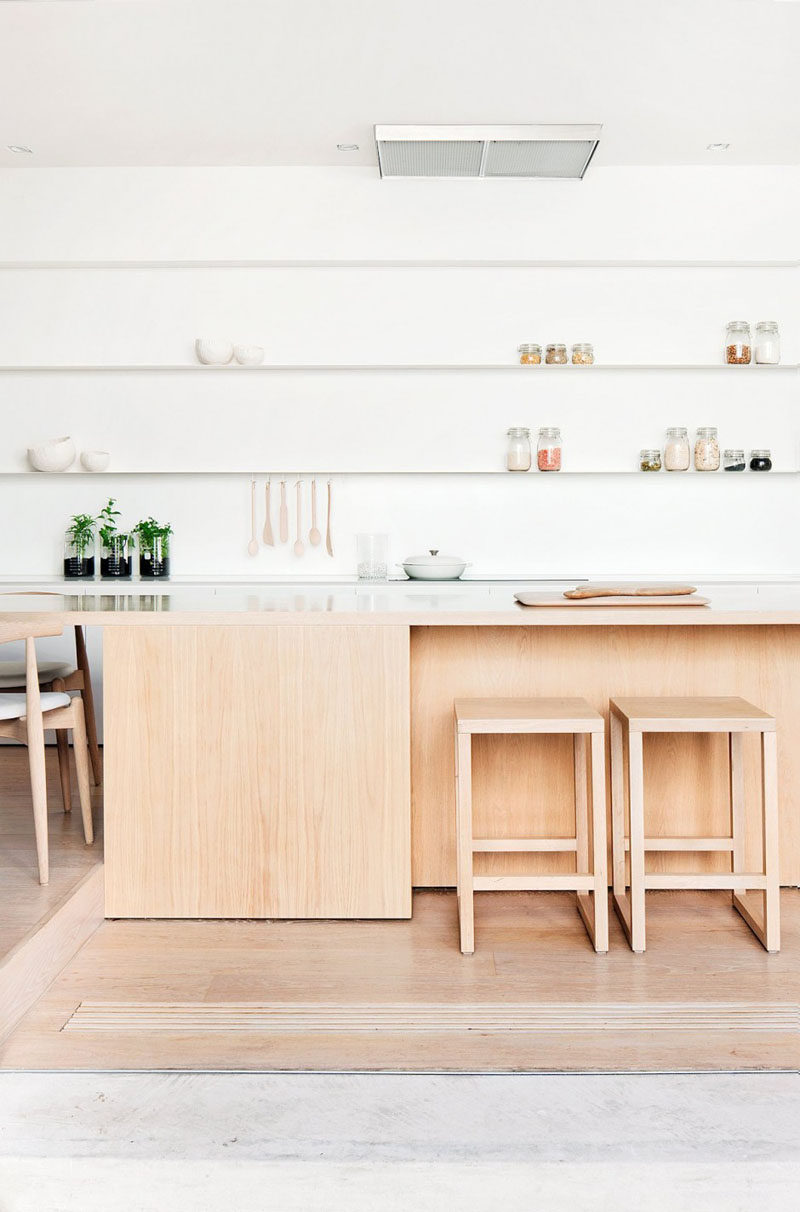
[[3, 578, 800, 625]]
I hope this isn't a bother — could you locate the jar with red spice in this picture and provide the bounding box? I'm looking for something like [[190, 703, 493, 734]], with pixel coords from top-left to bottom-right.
[[537, 427, 562, 471]]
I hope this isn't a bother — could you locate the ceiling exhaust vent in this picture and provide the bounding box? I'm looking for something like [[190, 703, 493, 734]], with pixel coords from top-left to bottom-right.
[[375, 125, 602, 179]]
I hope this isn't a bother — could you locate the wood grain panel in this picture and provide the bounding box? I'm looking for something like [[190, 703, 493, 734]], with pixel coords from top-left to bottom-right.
[[104, 625, 410, 918], [410, 625, 800, 886]]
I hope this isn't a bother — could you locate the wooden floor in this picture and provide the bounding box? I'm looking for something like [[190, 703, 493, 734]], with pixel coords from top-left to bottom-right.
[[0, 747, 103, 961], [2, 888, 799, 1072]]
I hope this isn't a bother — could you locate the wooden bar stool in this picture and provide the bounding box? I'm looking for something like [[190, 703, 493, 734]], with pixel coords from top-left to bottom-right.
[[610, 696, 779, 954], [454, 697, 608, 955]]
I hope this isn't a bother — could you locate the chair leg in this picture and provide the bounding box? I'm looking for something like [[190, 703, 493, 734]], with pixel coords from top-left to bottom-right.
[[456, 730, 474, 955], [55, 728, 73, 814], [70, 698, 94, 846], [610, 710, 626, 898], [589, 730, 609, 953], [75, 625, 102, 786], [761, 731, 780, 953], [26, 730, 49, 886], [627, 729, 646, 953]]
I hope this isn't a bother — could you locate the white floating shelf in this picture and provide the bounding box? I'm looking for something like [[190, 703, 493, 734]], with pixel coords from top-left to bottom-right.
[[0, 259, 796, 270], [2, 469, 797, 478], [0, 363, 797, 373]]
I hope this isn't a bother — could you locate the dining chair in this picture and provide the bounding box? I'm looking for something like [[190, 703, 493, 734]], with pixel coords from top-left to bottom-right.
[[0, 617, 94, 885]]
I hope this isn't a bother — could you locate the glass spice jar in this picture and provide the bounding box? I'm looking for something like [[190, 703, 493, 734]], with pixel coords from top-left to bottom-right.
[[723, 448, 746, 472], [506, 427, 532, 472], [664, 426, 690, 471], [754, 322, 780, 365], [695, 427, 720, 471], [640, 449, 662, 472], [749, 449, 772, 471], [571, 343, 594, 365], [545, 343, 568, 365], [518, 343, 542, 365], [726, 320, 751, 364], [537, 427, 562, 471]]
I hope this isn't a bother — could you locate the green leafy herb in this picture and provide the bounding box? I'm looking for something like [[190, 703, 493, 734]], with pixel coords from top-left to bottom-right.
[[66, 512, 96, 557]]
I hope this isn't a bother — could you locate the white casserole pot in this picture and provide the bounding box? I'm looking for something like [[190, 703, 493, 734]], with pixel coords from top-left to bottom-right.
[[399, 549, 471, 580]]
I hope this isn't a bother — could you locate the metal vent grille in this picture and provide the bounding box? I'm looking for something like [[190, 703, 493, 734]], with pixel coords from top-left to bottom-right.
[[377, 139, 483, 178], [484, 139, 597, 179], [375, 125, 601, 179]]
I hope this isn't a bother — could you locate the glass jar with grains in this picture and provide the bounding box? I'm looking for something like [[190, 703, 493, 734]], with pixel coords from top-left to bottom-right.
[[506, 427, 532, 472], [664, 427, 690, 471], [517, 343, 542, 365], [571, 343, 594, 365], [640, 449, 662, 472], [723, 448, 746, 472], [726, 320, 751, 364], [754, 322, 780, 365], [537, 427, 562, 471], [695, 427, 720, 471], [545, 343, 568, 365]]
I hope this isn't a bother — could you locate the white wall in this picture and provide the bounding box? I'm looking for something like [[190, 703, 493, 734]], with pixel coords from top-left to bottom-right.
[[1, 165, 799, 583]]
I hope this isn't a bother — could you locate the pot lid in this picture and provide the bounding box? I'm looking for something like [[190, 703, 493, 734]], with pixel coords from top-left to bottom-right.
[[402, 549, 466, 565]]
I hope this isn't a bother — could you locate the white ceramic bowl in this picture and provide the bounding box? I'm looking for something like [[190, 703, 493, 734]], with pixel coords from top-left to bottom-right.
[[28, 436, 76, 473], [195, 338, 234, 365], [233, 343, 265, 366], [81, 450, 110, 473], [399, 550, 471, 580]]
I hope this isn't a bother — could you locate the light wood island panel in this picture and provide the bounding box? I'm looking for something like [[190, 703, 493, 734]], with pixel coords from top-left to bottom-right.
[[104, 624, 411, 918], [410, 625, 800, 887]]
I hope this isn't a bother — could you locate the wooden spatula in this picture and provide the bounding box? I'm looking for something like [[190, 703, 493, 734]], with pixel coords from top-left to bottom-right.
[[564, 584, 697, 600]]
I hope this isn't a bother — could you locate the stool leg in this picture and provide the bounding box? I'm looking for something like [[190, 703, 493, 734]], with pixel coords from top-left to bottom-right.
[[610, 710, 626, 898], [761, 731, 780, 953], [574, 733, 589, 874], [456, 729, 475, 955], [628, 729, 646, 953], [589, 730, 609, 953], [729, 732, 745, 902]]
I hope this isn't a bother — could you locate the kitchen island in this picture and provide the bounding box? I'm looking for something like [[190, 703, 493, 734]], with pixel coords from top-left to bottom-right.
[[3, 580, 800, 918]]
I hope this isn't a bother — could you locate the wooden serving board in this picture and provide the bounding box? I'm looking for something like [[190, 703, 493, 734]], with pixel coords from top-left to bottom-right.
[[515, 593, 710, 608]]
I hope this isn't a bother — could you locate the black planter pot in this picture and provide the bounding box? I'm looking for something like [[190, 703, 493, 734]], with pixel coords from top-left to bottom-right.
[[63, 556, 95, 580], [139, 553, 170, 579], [101, 555, 133, 579]]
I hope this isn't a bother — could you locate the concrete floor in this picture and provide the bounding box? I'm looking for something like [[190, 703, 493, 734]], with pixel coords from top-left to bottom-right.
[[1, 1072, 799, 1210]]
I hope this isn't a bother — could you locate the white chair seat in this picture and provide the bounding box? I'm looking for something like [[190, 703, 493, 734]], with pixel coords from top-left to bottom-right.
[[0, 659, 74, 689], [0, 691, 71, 720]]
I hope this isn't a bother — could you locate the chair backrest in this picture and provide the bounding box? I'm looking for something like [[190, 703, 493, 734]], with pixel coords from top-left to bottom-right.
[[0, 619, 62, 724]]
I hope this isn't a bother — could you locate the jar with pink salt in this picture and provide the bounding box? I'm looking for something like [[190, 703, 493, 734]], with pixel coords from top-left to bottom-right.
[[537, 427, 562, 471]]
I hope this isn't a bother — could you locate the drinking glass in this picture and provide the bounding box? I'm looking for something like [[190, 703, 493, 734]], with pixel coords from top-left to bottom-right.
[[356, 533, 388, 581]]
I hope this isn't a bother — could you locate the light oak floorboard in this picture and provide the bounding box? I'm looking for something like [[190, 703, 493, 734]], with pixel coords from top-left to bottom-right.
[[2, 889, 799, 1072], [0, 749, 103, 961]]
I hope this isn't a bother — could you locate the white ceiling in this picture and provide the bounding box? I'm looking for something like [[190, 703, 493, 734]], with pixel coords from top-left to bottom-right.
[[1, 0, 799, 169]]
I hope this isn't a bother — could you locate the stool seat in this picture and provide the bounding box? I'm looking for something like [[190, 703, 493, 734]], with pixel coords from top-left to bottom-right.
[[611, 695, 775, 733], [455, 697, 604, 734], [0, 659, 74, 688]]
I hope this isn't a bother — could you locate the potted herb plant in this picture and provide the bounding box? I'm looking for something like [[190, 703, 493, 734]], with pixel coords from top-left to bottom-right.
[[63, 512, 96, 579], [98, 498, 133, 580], [133, 517, 173, 579]]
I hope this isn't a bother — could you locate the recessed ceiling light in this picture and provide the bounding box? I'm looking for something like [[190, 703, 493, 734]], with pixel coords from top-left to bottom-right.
[[337, 143, 359, 152], [7, 145, 33, 154], [706, 143, 730, 151]]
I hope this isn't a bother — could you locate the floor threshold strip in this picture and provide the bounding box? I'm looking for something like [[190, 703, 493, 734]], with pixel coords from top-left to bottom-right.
[[62, 1002, 800, 1034]]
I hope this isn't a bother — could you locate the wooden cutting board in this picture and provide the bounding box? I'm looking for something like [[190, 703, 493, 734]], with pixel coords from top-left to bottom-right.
[[564, 583, 697, 600], [515, 592, 710, 608]]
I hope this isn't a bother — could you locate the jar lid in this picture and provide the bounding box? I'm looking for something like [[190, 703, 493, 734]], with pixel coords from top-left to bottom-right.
[[727, 320, 750, 328], [755, 321, 778, 329], [696, 427, 718, 436], [640, 449, 661, 457], [538, 426, 561, 438], [545, 343, 566, 350], [750, 449, 771, 457], [507, 427, 530, 437], [723, 449, 745, 457], [572, 343, 593, 352], [666, 426, 688, 436], [517, 343, 541, 352]]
